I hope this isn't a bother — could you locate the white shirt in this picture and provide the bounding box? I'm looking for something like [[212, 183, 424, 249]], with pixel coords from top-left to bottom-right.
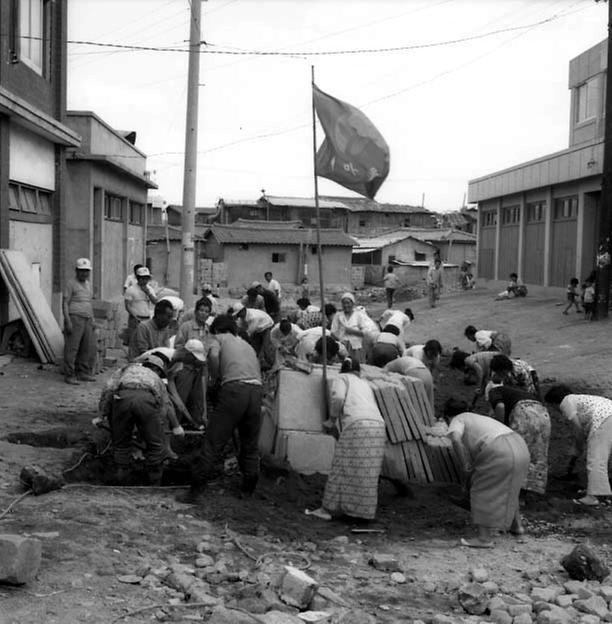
[[296, 327, 338, 360], [124, 274, 138, 290], [330, 373, 383, 429], [560, 394, 612, 437], [448, 412, 512, 459], [379, 309, 411, 342], [243, 309, 274, 336], [405, 344, 425, 363], [124, 284, 156, 318], [331, 308, 371, 350], [475, 329, 494, 350], [383, 272, 400, 289], [266, 278, 281, 298], [385, 356, 427, 374]]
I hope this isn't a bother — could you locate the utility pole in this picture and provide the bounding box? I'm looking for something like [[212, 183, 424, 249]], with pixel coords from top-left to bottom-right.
[[179, 0, 202, 308], [596, 0, 612, 318]]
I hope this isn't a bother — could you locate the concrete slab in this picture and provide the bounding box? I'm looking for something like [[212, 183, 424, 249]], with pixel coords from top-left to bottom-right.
[[276, 431, 335, 475]]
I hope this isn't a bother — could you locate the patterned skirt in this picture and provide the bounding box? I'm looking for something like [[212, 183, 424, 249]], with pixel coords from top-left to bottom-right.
[[508, 400, 551, 494], [491, 332, 512, 356], [323, 418, 386, 520]]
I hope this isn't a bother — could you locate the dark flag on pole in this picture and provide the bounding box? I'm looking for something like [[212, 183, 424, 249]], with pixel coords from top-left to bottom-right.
[[313, 84, 390, 200]]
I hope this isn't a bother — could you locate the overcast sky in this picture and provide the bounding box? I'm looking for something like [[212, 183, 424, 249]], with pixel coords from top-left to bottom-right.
[[67, 0, 608, 212]]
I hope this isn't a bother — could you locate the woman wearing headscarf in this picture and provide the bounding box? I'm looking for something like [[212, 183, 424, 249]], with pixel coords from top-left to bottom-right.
[[307, 358, 386, 521], [464, 325, 512, 356], [330, 293, 371, 363], [438, 399, 530, 547]]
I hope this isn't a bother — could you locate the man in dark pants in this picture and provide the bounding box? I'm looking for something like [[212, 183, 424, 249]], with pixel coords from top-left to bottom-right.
[[179, 315, 263, 503]]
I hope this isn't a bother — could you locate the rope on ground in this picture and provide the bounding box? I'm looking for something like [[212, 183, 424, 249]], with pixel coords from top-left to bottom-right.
[[111, 602, 267, 624], [0, 489, 32, 520], [62, 439, 113, 475]]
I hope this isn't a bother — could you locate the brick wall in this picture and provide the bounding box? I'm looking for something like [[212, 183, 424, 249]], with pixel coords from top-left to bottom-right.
[[91, 299, 127, 371]]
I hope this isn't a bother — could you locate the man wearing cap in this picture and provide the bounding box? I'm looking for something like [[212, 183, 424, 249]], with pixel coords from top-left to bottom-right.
[[62, 258, 96, 385], [124, 266, 158, 345], [98, 353, 182, 484], [129, 299, 175, 361], [180, 315, 262, 503]]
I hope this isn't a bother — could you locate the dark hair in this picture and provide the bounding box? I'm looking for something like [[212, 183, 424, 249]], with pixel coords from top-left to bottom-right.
[[246, 287, 259, 298], [324, 303, 337, 316], [279, 319, 292, 334], [544, 384, 573, 405], [424, 339, 442, 357], [195, 297, 212, 313], [387, 266, 394, 273], [444, 398, 468, 418], [210, 315, 237, 336], [404, 308, 414, 321], [296, 297, 311, 309], [490, 354, 513, 374], [510, 273, 518, 279], [382, 324, 400, 336], [149, 351, 171, 366], [340, 357, 360, 374], [464, 325, 477, 339], [154, 299, 174, 317], [141, 361, 166, 378], [264, 271, 272, 279], [133, 263, 143, 274], [570, 278, 579, 286], [314, 336, 339, 359], [449, 349, 469, 370]]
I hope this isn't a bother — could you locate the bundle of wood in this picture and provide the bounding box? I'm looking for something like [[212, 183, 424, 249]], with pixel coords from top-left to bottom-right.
[[360, 365, 460, 485]]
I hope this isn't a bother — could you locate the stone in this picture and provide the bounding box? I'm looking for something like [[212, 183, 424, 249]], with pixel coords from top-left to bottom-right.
[[315, 587, 350, 607], [280, 566, 318, 609], [189, 587, 221, 606], [575, 596, 610, 618], [489, 610, 513, 624], [336, 609, 376, 624], [19, 466, 65, 495], [515, 593, 534, 604], [513, 614, 533, 624], [458, 583, 489, 615], [578, 587, 596, 600], [598, 586, 612, 602], [564, 580, 588, 594], [295, 612, 332, 623], [555, 594, 576, 608], [390, 572, 406, 584], [431, 616, 455, 624], [536, 606, 574, 624], [469, 566, 488, 583], [196, 555, 215, 568], [579, 616, 602, 624], [260, 611, 304, 624], [208, 606, 260, 624], [562, 545, 610, 582], [508, 604, 533, 617], [117, 574, 142, 584], [488, 596, 508, 612], [368, 554, 402, 572], [164, 572, 198, 594], [0, 535, 42, 585], [482, 581, 499, 594], [531, 587, 564, 603]]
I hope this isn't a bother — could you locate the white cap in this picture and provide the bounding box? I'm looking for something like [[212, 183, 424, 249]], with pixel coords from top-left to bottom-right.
[[136, 267, 151, 277], [231, 302, 245, 315], [184, 339, 206, 362], [201, 283, 212, 292], [76, 258, 92, 270]]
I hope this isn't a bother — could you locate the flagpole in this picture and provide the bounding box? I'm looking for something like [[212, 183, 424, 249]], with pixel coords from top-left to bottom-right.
[[311, 65, 328, 415]]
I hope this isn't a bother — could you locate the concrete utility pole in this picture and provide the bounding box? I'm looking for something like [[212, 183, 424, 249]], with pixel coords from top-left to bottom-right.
[[179, 0, 202, 308], [595, 0, 612, 318]]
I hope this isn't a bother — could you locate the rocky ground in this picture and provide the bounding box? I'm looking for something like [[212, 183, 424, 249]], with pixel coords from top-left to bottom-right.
[[1, 286, 612, 623]]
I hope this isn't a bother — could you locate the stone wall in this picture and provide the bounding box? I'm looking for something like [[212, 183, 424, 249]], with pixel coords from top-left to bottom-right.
[[92, 300, 127, 372]]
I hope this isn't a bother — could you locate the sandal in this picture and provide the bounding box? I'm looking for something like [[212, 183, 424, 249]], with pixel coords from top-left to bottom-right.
[[573, 496, 599, 507], [305, 507, 332, 521], [460, 537, 494, 549]]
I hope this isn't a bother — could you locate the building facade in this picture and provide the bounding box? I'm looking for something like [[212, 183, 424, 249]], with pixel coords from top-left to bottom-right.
[[65, 111, 157, 301], [468, 39, 605, 288], [0, 0, 80, 322]]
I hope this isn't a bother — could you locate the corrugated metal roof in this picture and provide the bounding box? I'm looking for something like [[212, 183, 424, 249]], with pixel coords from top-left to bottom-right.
[[321, 195, 432, 214], [410, 228, 477, 243], [264, 195, 350, 209], [208, 224, 355, 247], [218, 198, 261, 207], [441, 212, 468, 227], [353, 231, 433, 250], [230, 219, 303, 229], [147, 225, 206, 242]]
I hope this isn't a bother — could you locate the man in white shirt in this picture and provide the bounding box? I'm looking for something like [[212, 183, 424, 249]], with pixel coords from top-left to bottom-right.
[[264, 271, 281, 299], [124, 267, 158, 345]]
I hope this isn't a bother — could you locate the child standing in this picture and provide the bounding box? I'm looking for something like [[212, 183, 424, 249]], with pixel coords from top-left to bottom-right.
[[563, 278, 582, 315], [582, 279, 596, 321]]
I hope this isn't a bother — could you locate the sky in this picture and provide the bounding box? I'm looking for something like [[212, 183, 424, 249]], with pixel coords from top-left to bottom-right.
[[67, 0, 608, 212]]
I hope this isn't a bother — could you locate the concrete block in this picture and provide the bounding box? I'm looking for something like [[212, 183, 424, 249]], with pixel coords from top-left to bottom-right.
[[280, 566, 318, 609], [369, 553, 402, 572], [277, 431, 335, 476], [0, 534, 42, 584]]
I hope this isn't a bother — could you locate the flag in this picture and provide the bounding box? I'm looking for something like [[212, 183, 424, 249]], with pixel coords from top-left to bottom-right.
[[313, 84, 390, 200]]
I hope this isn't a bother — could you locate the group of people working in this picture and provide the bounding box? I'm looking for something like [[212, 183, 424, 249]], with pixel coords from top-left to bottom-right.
[[67, 258, 612, 547]]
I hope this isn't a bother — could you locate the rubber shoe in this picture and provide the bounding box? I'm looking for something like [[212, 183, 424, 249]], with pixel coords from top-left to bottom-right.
[[78, 374, 96, 382], [65, 376, 80, 385]]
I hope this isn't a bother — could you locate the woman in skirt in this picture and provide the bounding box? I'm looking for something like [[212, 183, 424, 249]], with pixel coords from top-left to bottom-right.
[[307, 358, 386, 521]]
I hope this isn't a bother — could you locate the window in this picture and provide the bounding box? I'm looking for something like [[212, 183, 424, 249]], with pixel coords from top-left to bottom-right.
[[8, 182, 52, 216], [414, 251, 426, 261], [403, 217, 411, 227], [526, 201, 546, 223], [240, 244, 249, 250], [481, 210, 497, 227], [129, 202, 144, 225], [272, 252, 286, 263], [554, 196, 578, 220], [104, 194, 124, 221], [19, 0, 48, 75], [358, 219, 366, 227], [502, 205, 520, 224], [576, 78, 600, 123], [387, 255, 396, 264]]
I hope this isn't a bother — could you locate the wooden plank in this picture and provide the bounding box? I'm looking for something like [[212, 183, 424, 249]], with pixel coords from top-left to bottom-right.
[[0, 250, 63, 362], [400, 379, 429, 439], [403, 440, 427, 483], [413, 380, 435, 425], [383, 384, 413, 441], [0, 255, 51, 363], [394, 385, 422, 441], [374, 381, 404, 444]]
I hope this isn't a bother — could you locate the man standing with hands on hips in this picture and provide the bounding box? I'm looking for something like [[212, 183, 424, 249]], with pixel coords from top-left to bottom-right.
[[63, 258, 96, 385]]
